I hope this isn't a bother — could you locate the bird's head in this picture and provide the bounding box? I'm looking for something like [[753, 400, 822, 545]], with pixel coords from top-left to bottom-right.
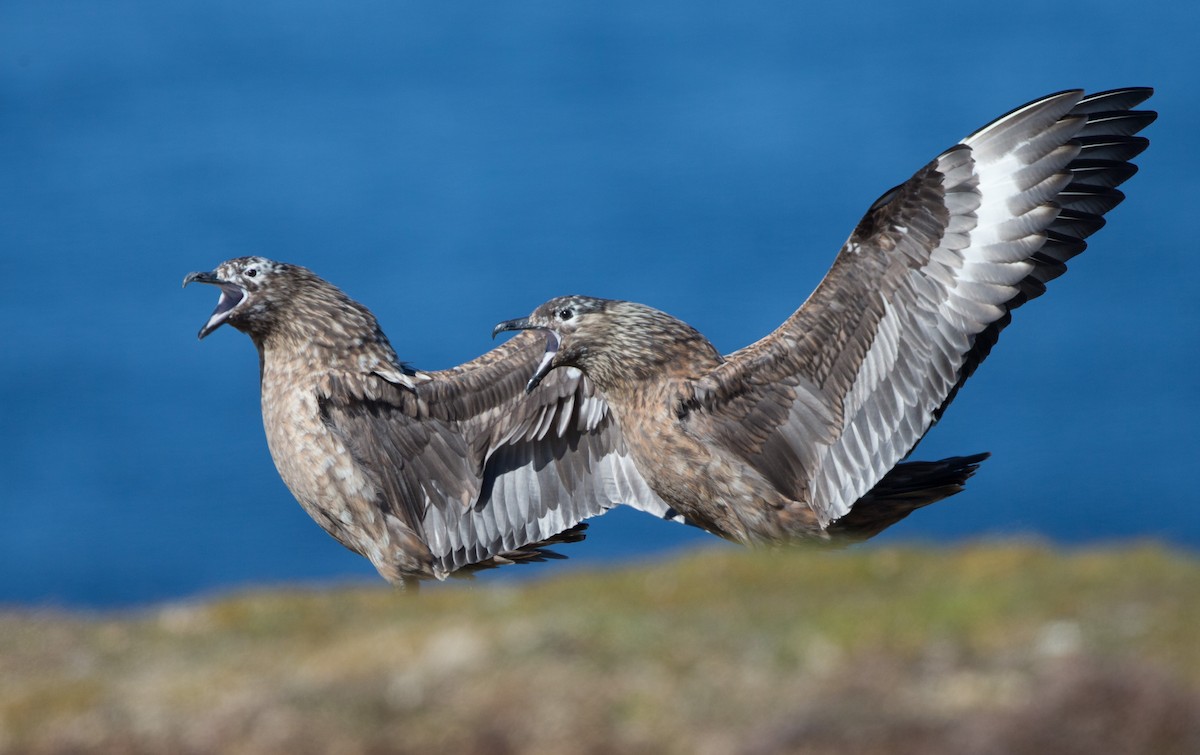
[[494, 295, 715, 394], [493, 295, 613, 393], [184, 256, 382, 348], [183, 256, 302, 340]]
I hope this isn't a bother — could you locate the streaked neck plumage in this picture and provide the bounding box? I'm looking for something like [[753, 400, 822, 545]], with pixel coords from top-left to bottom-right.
[[567, 302, 723, 399]]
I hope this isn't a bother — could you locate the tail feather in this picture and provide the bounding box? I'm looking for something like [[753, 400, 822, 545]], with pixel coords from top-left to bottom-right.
[[450, 523, 590, 578], [828, 453, 990, 542]]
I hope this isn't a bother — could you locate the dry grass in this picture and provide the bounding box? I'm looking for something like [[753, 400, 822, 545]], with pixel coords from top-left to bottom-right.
[[2, 542, 1198, 754]]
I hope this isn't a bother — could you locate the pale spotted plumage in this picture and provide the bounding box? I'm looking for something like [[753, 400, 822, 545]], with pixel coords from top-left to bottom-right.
[[498, 88, 1154, 543], [185, 258, 681, 586]]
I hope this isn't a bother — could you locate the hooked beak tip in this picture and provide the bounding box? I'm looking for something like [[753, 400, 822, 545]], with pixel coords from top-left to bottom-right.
[[492, 317, 530, 339], [183, 271, 218, 289]]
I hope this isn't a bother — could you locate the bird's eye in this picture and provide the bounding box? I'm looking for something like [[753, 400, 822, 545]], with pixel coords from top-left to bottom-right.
[[245, 267, 258, 278], [558, 307, 573, 321]]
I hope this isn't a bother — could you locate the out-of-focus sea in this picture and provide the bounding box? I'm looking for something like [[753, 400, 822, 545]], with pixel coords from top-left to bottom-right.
[[2, 1, 1196, 607]]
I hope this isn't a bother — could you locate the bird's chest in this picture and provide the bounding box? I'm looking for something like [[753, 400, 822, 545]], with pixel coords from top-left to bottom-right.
[[609, 386, 757, 538], [259, 369, 380, 551]]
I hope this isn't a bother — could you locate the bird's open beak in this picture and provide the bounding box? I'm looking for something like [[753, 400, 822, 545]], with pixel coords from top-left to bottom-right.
[[183, 270, 246, 340], [493, 317, 560, 394]]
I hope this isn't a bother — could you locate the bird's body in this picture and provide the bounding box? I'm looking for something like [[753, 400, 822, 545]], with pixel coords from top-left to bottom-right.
[[497, 87, 1155, 545], [185, 258, 683, 586], [573, 317, 826, 541], [256, 328, 429, 579]]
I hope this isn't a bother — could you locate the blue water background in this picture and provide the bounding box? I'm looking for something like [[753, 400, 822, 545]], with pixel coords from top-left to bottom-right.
[[3, 1, 1197, 607]]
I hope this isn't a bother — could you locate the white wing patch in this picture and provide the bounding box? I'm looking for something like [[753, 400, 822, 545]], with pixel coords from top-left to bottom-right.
[[805, 91, 1104, 524]]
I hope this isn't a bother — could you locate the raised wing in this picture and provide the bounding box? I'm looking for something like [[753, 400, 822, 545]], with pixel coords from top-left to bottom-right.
[[684, 88, 1154, 526], [320, 331, 677, 577]]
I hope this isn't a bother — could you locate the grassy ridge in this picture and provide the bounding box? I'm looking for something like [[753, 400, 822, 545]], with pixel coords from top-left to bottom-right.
[[2, 542, 1199, 754]]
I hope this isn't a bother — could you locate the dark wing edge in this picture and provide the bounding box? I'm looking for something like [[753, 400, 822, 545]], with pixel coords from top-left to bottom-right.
[[687, 88, 1153, 526]]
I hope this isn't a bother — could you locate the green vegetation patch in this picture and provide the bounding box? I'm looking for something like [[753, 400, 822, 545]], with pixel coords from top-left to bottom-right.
[[2, 542, 1198, 754]]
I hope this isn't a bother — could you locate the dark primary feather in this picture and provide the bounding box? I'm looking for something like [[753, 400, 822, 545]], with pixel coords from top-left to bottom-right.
[[505, 88, 1154, 545], [936, 88, 1154, 416], [185, 258, 680, 585]]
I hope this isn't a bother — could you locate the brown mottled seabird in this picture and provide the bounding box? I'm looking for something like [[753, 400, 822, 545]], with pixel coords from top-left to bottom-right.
[[496, 88, 1154, 544], [185, 258, 685, 586]]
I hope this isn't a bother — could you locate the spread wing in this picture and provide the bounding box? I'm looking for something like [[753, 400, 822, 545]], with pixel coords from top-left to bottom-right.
[[683, 88, 1154, 526], [318, 330, 678, 577]]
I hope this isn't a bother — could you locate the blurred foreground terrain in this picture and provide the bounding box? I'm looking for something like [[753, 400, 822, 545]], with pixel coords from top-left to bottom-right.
[[2, 543, 1199, 755]]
